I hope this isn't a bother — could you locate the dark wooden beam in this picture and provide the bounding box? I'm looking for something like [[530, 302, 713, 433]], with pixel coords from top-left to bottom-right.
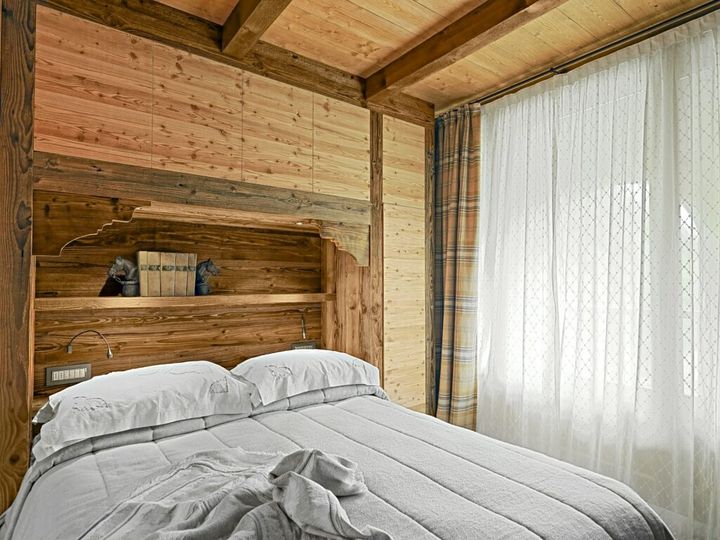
[[0, 0, 35, 513], [37, 0, 434, 126], [424, 124, 435, 415], [368, 93, 434, 128], [33, 152, 372, 226], [366, 0, 568, 101], [369, 111, 384, 382], [222, 0, 292, 58]]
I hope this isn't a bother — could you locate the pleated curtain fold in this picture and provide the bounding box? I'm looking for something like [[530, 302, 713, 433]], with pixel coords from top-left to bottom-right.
[[433, 104, 481, 429]]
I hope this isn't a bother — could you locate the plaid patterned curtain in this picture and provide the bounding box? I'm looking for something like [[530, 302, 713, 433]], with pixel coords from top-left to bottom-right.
[[434, 104, 481, 429]]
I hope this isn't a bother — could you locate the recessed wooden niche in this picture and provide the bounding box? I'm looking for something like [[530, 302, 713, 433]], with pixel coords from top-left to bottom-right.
[[30, 154, 375, 414]]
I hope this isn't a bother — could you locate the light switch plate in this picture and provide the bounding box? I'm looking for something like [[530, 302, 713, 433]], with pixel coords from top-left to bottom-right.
[[46, 363, 92, 387], [291, 341, 318, 350]]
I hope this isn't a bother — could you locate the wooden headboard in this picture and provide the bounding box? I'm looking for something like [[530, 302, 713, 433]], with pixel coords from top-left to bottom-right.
[[31, 186, 373, 412], [34, 218, 320, 396]]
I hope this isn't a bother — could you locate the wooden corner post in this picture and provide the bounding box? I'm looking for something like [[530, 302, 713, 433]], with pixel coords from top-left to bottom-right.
[[425, 124, 435, 415], [369, 112, 384, 380], [0, 0, 35, 513]]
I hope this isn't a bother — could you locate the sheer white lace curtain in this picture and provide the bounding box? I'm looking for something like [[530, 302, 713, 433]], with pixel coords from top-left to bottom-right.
[[477, 13, 720, 540]]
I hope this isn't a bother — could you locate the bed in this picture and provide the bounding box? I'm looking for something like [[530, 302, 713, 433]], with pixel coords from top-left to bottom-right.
[[0, 352, 672, 540]]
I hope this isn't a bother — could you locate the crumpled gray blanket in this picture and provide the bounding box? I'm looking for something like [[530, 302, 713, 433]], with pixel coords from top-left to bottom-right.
[[78, 448, 393, 540]]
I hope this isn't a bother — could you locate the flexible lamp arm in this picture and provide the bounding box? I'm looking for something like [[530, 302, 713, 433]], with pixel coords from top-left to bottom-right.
[[66, 329, 114, 359], [301, 313, 308, 340]]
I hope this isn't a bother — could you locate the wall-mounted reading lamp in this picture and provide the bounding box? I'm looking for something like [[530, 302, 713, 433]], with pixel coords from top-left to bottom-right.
[[66, 329, 114, 359], [291, 312, 317, 350], [45, 330, 114, 387]]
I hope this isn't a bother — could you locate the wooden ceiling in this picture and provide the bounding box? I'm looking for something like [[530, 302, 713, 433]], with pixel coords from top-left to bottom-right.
[[142, 0, 712, 112]]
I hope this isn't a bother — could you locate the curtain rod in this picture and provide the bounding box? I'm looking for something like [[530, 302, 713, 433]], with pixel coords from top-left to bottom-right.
[[471, 0, 720, 107]]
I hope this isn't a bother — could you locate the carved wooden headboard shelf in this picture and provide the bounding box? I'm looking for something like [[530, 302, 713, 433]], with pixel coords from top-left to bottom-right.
[[31, 152, 373, 414]]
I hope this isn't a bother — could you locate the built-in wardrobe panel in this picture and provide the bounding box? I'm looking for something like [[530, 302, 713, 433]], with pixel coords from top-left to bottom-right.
[[151, 43, 244, 180], [383, 116, 425, 208], [242, 72, 314, 190], [34, 7, 371, 201], [313, 96, 370, 201], [35, 6, 154, 166], [383, 117, 427, 411]]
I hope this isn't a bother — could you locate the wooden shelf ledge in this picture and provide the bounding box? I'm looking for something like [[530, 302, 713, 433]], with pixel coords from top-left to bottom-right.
[[35, 293, 335, 312]]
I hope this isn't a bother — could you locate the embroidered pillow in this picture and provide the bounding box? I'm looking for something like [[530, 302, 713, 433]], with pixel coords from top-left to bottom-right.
[[33, 361, 254, 461], [231, 349, 380, 406]]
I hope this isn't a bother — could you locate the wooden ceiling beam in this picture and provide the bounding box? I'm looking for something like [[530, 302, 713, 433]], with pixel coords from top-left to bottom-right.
[[222, 0, 292, 58], [365, 0, 569, 102], [38, 0, 434, 126]]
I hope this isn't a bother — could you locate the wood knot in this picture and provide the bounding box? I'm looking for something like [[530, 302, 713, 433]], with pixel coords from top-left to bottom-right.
[[16, 200, 32, 230], [8, 453, 20, 465]]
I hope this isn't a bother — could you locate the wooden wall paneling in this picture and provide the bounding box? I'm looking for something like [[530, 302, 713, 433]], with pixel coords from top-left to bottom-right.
[[313, 95, 370, 201], [37, 0, 434, 126], [33, 152, 371, 226], [35, 6, 153, 167], [383, 117, 426, 208], [425, 125, 436, 415], [33, 191, 149, 256], [35, 220, 322, 298], [383, 205, 427, 411], [242, 71, 313, 190], [222, 0, 293, 59], [0, 0, 35, 513], [34, 305, 322, 397], [382, 114, 427, 412], [152, 43, 244, 179]]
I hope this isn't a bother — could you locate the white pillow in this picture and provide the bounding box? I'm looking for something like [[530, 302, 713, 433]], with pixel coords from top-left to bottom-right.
[[33, 361, 254, 462], [231, 349, 379, 406]]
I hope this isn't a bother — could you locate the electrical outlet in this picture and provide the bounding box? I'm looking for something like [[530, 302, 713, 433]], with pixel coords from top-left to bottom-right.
[[46, 364, 92, 387]]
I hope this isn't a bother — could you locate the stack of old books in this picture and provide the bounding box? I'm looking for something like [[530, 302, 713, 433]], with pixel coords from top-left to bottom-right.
[[138, 251, 197, 296]]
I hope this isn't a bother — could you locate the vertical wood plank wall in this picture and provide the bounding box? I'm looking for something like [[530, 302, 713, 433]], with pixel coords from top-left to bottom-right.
[[31, 8, 429, 411], [0, 0, 35, 514], [383, 117, 427, 412]]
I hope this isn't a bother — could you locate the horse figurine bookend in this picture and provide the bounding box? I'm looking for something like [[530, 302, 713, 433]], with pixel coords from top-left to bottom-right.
[[108, 256, 140, 297], [195, 259, 220, 296]]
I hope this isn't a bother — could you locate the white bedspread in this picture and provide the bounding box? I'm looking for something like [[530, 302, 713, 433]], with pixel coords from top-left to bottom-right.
[[1, 385, 673, 540], [80, 448, 390, 539]]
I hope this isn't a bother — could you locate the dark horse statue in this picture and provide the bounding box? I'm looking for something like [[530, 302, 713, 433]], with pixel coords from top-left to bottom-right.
[[195, 259, 220, 296], [108, 256, 139, 297]]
